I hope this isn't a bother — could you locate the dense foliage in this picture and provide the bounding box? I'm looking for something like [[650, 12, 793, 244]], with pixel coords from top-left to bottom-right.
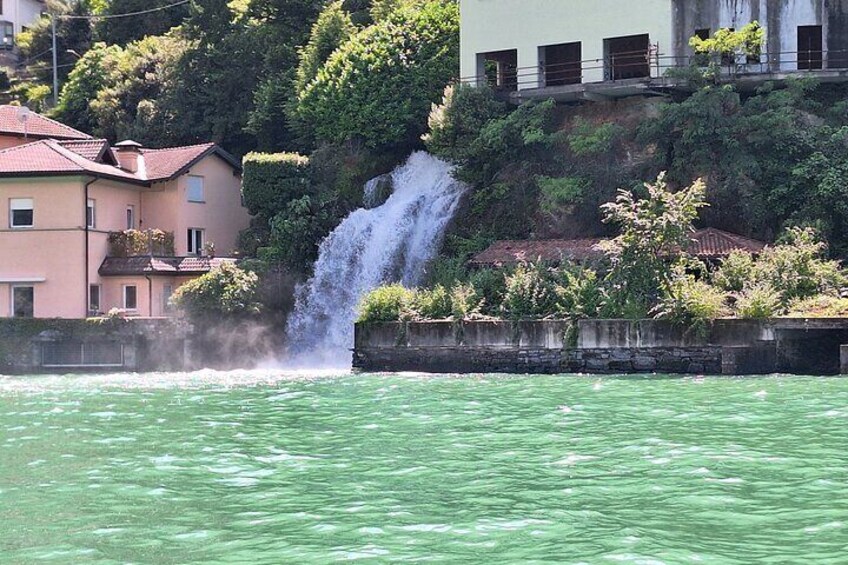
[[291, 0, 459, 150], [360, 178, 848, 327], [171, 263, 261, 319]]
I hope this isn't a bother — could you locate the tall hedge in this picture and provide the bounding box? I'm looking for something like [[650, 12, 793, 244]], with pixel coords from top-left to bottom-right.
[[241, 152, 311, 218], [292, 0, 459, 150]]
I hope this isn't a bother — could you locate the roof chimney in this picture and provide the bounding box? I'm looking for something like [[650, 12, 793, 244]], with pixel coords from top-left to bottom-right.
[[114, 140, 143, 173]]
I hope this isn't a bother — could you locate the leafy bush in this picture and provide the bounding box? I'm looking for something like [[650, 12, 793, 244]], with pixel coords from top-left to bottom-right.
[[413, 285, 453, 320], [241, 152, 311, 217], [468, 268, 507, 315], [501, 263, 557, 320], [357, 284, 416, 322], [787, 295, 848, 318], [537, 176, 590, 214], [713, 250, 756, 292], [734, 284, 783, 319], [450, 284, 482, 320], [171, 263, 261, 319], [652, 272, 728, 332], [292, 0, 459, 150], [107, 229, 174, 257], [554, 265, 603, 319], [754, 227, 846, 304], [601, 173, 709, 316], [567, 118, 623, 156], [423, 83, 508, 163]]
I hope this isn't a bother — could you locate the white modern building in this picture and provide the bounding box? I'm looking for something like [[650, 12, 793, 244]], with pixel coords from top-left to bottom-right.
[[0, 0, 46, 51], [461, 0, 848, 101]]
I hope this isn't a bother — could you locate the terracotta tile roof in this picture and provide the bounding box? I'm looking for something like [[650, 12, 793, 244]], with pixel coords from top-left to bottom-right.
[[0, 139, 143, 183], [470, 229, 767, 266], [0, 105, 92, 140], [99, 256, 237, 276], [57, 139, 110, 162], [0, 138, 238, 184], [141, 143, 241, 181]]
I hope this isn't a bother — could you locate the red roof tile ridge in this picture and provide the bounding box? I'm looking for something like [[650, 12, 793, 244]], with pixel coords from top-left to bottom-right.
[[139, 142, 215, 153], [0, 105, 93, 139], [0, 138, 48, 154]]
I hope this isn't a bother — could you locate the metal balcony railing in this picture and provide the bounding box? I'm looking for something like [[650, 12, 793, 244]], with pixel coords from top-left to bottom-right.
[[462, 49, 848, 93]]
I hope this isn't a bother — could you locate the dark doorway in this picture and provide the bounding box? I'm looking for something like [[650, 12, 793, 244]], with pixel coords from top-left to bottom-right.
[[541, 42, 582, 86], [605, 34, 650, 80], [480, 49, 518, 91], [798, 25, 823, 70]]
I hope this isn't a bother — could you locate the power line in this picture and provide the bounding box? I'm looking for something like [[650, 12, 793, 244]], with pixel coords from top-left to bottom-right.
[[57, 0, 191, 20]]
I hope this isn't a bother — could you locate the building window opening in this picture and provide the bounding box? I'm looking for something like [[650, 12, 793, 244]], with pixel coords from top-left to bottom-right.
[[798, 25, 823, 70], [41, 342, 124, 368], [187, 176, 205, 203], [123, 285, 137, 310], [477, 49, 518, 91], [541, 42, 582, 87], [10, 198, 33, 228], [12, 286, 34, 318], [187, 228, 204, 256], [89, 284, 101, 315], [0, 21, 12, 50], [126, 205, 135, 230], [87, 198, 96, 229], [605, 34, 650, 80]]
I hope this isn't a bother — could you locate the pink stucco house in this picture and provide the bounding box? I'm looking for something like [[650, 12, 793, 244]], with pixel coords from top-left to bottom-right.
[[0, 106, 250, 319]]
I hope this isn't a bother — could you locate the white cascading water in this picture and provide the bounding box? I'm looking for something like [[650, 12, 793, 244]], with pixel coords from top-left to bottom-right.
[[285, 152, 467, 367]]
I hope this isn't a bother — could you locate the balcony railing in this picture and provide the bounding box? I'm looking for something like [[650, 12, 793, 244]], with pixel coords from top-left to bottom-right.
[[462, 49, 848, 93], [107, 229, 175, 257]]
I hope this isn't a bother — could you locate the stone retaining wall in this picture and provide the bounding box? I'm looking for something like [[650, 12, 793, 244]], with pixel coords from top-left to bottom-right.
[[353, 319, 843, 375]]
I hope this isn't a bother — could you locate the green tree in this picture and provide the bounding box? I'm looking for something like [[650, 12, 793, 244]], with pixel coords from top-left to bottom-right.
[[96, 0, 189, 46], [600, 173, 709, 317], [291, 0, 459, 150], [54, 42, 120, 133]]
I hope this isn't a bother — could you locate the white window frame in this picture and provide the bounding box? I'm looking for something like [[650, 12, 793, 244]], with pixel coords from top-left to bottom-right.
[[187, 176, 205, 203], [11, 285, 34, 318], [187, 228, 204, 255], [9, 198, 33, 229], [123, 285, 138, 311], [126, 205, 135, 230], [87, 198, 96, 229]]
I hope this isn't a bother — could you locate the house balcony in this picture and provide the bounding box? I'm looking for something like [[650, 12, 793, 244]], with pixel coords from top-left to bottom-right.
[[107, 229, 175, 258], [462, 49, 848, 105]]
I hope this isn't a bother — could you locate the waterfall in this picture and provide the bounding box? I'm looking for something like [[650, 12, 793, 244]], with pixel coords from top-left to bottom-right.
[[285, 152, 467, 367]]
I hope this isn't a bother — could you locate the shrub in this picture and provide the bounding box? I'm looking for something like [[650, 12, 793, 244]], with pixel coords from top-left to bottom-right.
[[734, 283, 783, 319], [423, 83, 508, 163], [413, 285, 453, 320], [241, 152, 311, 218], [567, 118, 624, 156], [652, 271, 728, 333], [468, 268, 507, 315], [357, 284, 416, 322], [537, 176, 590, 214], [171, 263, 261, 319], [713, 250, 756, 292], [554, 265, 603, 319], [754, 227, 846, 304], [787, 295, 848, 318], [451, 284, 482, 320], [292, 0, 459, 150], [501, 263, 557, 320]]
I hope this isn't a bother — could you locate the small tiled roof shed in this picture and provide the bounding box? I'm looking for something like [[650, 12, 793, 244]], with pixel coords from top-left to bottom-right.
[[470, 228, 767, 267]]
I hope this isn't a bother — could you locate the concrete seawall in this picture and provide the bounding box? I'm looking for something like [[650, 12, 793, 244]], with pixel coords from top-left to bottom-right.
[[354, 319, 848, 375]]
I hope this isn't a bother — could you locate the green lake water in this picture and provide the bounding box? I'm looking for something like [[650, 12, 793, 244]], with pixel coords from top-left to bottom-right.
[[1, 371, 847, 564]]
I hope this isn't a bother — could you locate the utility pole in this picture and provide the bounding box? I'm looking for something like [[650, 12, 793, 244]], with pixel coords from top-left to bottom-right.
[[51, 12, 58, 106]]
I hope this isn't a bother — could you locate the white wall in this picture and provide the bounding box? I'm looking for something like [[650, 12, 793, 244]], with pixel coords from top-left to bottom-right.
[[460, 0, 675, 88], [1, 0, 46, 35]]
